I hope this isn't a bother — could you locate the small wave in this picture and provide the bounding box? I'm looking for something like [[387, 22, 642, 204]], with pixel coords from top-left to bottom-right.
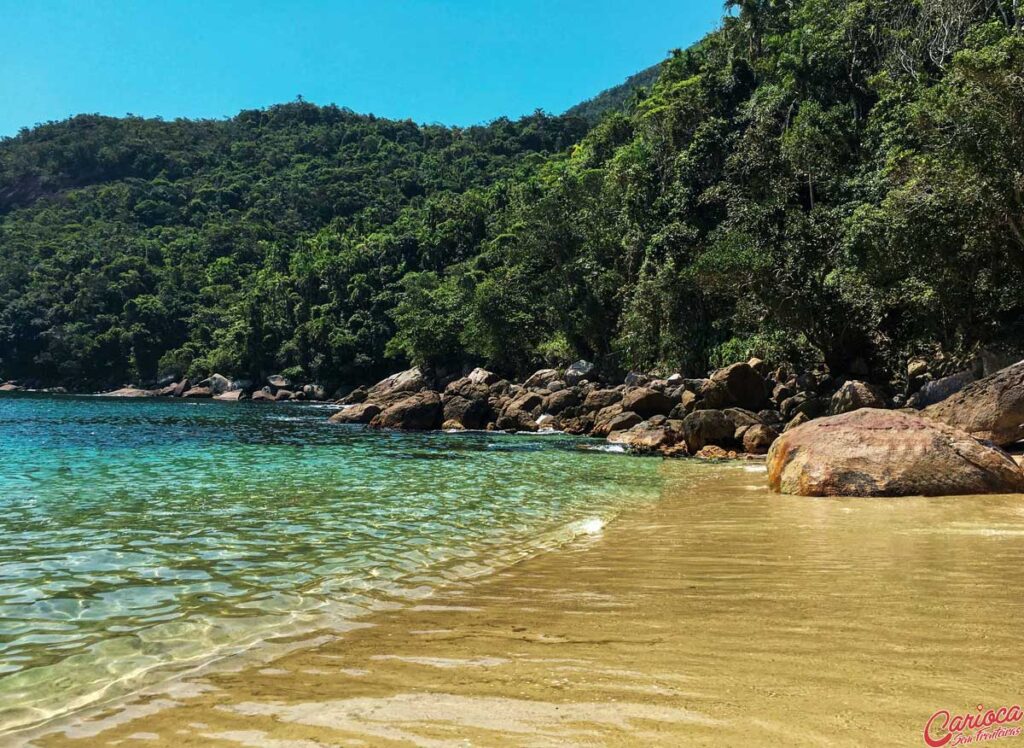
[[579, 444, 626, 454]]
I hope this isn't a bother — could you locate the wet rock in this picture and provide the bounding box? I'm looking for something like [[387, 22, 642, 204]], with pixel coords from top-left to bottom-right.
[[330, 402, 382, 424], [608, 422, 679, 454], [273, 389, 295, 401], [829, 380, 888, 415], [924, 360, 1024, 446], [621, 387, 676, 419], [768, 408, 1024, 497], [370, 391, 443, 431], [742, 423, 779, 454], [214, 390, 245, 402], [251, 388, 275, 402], [695, 445, 739, 460], [182, 386, 213, 399]]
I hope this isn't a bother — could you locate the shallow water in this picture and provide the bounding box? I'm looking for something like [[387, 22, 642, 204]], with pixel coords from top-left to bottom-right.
[[0, 393, 661, 737], [25, 461, 1024, 747]]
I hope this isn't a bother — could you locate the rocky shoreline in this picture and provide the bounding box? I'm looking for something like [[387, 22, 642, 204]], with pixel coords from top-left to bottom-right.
[[3, 355, 1022, 497]]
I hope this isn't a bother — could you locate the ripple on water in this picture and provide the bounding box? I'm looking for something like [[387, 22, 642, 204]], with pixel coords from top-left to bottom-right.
[[0, 393, 661, 735]]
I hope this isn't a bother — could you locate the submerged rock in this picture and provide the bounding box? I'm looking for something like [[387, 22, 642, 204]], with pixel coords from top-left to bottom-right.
[[923, 360, 1024, 446], [767, 409, 1024, 497]]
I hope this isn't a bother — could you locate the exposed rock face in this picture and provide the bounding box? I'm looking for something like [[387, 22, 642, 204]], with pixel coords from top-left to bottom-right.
[[103, 387, 156, 397], [564, 360, 595, 386], [522, 368, 560, 389], [621, 387, 675, 419], [367, 368, 427, 400], [201, 373, 234, 395], [742, 424, 779, 454], [543, 388, 579, 415], [923, 360, 1024, 446], [467, 367, 500, 386], [710, 362, 770, 411], [267, 374, 292, 388], [910, 370, 975, 409], [495, 407, 540, 432], [829, 380, 887, 415], [251, 388, 274, 402], [182, 386, 213, 399], [767, 409, 1024, 497], [442, 383, 491, 430], [330, 402, 382, 424], [681, 410, 736, 452], [370, 391, 442, 430], [583, 389, 622, 411], [0, 383, 22, 392], [273, 389, 295, 401]]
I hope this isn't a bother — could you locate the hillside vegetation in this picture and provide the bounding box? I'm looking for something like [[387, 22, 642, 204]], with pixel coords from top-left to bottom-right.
[[1, 0, 1022, 390]]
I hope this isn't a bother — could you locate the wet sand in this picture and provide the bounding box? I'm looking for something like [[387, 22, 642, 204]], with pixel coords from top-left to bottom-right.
[[25, 461, 1024, 746]]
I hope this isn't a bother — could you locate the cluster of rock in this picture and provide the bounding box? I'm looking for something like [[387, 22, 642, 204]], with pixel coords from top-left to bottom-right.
[[328, 359, 893, 458], [100, 374, 329, 402]]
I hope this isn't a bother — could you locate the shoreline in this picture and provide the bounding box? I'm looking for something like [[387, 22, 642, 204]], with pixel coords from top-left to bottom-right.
[[26, 462, 1024, 747]]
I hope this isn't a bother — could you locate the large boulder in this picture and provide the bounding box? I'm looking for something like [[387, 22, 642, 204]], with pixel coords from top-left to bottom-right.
[[214, 390, 245, 402], [370, 391, 443, 431], [495, 407, 540, 432], [267, 374, 293, 389], [742, 424, 779, 454], [201, 373, 234, 395], [564, 360, 595, 386], [909, 370, 975, 409], [522, 368, 560, 389], [767, 409, 1024, 496], [681, 410, 736, 452], [608, 422, 679, 454], [467, 367, 500, 386], [710, 362, 770, 411], [923, 360, 1024, 446], [829, 380, 887, 415], [330, 402, 382, 424], [182, 386, 213, 399], [543, 388, 580, 415], [442, 387, 492, 430], [583, 388, 622, 411], [621, 387, 676, 419], [367, 368, 427, 400]]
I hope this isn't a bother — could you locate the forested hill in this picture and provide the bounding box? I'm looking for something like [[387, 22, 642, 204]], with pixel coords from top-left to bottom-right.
[[2, 0, 1023, 391], [564, 63, 661, 124]]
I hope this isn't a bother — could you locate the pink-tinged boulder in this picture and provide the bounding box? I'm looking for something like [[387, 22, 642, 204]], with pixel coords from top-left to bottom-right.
[[767, 409, 1024, 497], [181, 386, 213, 399], [607, 422, 679, 454], [214, 390, 245, 402], [923, 360, 1024, 447], [367, 368, 427, 400], [369, 391, 442, 431]]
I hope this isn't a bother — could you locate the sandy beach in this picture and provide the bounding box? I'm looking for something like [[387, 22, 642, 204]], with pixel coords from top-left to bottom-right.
[[21, 461, 1024, 747]]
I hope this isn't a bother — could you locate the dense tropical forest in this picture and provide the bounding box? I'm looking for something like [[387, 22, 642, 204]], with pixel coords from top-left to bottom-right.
[[1, 0, 1022, 390]]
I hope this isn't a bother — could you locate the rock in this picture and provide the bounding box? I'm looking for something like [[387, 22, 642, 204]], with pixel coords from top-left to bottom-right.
[[907, 358, 929, 380], [695, 445, 739, 460], [251, 388, 274, 402], [767, 409, 1024, 497], [624, 371, 651, 388], [601, 411, 644, 435], [681, 410, 736, 452], [784, 412, 810, 432], [330, 402, 382, 424], [669, 391, 698, 418], [829, 380, 888, 415], [214, 390, 245, 402], [303, 384, 328, 401], [562, 414, 595, 435], [781, 393, 826, 420], [341, 387, 368, 405], [103, 387, 156, 397], [608, 422, 679, 454], [710, 362, 770, 411], [367, 368, 427, 400], [583, 388, 622, 411], [772, 383, 795, 406], [273, 389, 295, 401], [666, 373, 683, 385], [909, 370, 975, 408], [0, 383, 22, 392], [496, 407, 540, 432], [370, 391, 443, 430], [748, 357, 769, 376], [201, 373, 234, 395], [442, 419, 466, 431], [537, 414, 560, 430], [182, 387, 213, 399], [156, 383, 179, 397], [742, 424, 779, 454], [543, 388, 579, 415], [758, 409, 784, 426], [696, 379, 731, 410], [621, 387, 676, 419], [467, 367, 500, 386], [442, 387, 491, 430], [923, 360, 1024, 446], [545, 380, 566, 392], [590, 404, 625, 437], [505, 391, 545, 417], [564, 360, 595, 386], [522, 368, 560, 389], [267, 374, 292, 389]]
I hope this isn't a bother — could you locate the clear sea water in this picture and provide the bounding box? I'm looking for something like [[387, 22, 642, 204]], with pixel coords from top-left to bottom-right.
[[0, 393, 661, 735]]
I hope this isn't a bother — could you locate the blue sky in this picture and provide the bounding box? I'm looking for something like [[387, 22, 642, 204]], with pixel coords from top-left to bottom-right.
[[0, 1, 723, 137]]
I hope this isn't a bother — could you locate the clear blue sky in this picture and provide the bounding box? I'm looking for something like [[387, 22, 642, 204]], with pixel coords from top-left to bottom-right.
[[0, 1, 723, 137]]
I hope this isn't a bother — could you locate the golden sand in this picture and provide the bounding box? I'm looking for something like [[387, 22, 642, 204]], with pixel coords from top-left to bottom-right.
[[24, 462, 1024, 747]]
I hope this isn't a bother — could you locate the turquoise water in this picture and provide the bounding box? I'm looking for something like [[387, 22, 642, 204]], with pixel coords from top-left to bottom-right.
[[0, 393, 661, 734]]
